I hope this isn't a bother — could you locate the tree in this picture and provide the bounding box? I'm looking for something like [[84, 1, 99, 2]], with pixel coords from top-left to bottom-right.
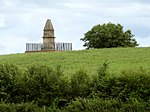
[[80, 22, 138, 49]]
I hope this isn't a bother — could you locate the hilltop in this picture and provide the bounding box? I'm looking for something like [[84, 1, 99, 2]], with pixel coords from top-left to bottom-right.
[[0, 47, 150, 75]]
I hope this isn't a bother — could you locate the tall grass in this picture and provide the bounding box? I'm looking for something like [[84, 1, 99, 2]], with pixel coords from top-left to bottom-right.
[[1, 47, 150, 75]]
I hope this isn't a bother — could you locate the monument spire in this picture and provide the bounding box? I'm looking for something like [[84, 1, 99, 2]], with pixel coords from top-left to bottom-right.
[[42, 19, 55, 50], [44, 19, 54, 31], [25, 19, 72, 52]]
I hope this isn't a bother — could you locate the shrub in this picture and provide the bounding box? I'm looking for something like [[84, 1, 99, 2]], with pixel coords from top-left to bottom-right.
[[26, 65, 64, 107], [0, 63, 20, 102], [63, 97, 150, 112], [0, 62, 150, 111], [89, 61, 109, 99], [0, 102, 44, 112], [70, 69, 90, 98], [111, 70, 150, 102]]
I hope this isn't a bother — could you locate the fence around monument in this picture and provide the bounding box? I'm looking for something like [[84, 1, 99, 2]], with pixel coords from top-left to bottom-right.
[[26, 43, 72, 51]]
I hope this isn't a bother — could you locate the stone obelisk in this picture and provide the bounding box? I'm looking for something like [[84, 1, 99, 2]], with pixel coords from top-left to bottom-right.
[[42, 19, 55, 50]]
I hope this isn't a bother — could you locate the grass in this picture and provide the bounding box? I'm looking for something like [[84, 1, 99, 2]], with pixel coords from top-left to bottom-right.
[[1, 47, 150, 111], [0, 47, 150, 76]]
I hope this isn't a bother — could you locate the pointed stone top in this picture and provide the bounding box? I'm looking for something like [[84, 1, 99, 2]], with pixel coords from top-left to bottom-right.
[[44, 19, 54, 31]]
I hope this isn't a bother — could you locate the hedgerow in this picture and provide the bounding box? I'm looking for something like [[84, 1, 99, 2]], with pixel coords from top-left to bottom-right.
[[0, 62, 150, 111]]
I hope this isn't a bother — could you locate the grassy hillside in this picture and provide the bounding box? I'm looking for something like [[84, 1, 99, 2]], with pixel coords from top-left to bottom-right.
[[0, 47, 150, 75], [1, 47, 150, 111]]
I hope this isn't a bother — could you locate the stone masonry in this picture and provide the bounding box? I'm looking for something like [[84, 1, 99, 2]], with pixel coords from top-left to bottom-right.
[[42, 19, 55, 50]]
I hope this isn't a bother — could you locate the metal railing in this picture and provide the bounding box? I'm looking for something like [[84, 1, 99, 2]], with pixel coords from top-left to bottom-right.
[[26, 43, 72, 51]]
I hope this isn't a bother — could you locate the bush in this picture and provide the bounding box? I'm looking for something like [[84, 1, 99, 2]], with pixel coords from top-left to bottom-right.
[[0, 62, 150, 111], [89, 61, 109, 99], [0, 102, 44, 112], [0, 63, 20, 102], [63, 97, 150, 112], [103, 69, 150, 102], [26, 65, 65, 107], [70, 69, 90, 99]]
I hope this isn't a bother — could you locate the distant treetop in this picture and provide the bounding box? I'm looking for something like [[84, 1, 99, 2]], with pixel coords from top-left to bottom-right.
[[81, 22, 139, 49]]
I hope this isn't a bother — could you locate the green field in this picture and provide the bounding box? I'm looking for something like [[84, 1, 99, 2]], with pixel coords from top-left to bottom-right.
[[1, 47, 150, 111], [0, 47, 150, 76]]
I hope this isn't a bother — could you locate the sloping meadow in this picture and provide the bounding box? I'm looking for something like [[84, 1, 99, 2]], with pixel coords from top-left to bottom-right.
[[1, 47, 150, 76]]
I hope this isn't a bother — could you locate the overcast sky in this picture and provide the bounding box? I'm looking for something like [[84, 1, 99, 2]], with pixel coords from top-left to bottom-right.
[[0, 0, 150, 54]]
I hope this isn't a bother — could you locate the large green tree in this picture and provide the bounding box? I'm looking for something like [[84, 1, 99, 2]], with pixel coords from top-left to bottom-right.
[[81, 22, 138, 49]]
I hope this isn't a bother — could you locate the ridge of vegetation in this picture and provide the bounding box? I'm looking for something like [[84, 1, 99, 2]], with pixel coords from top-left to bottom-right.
[[0, 62, 150, 111]]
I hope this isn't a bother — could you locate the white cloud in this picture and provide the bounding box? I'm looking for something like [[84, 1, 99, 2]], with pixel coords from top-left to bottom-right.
[[4, 0, 14, 7], [0, 36, 27, 55], [63, 2, 91, 9], [0, 18, 6, 28], [0, 0, 150, 54], [136, 36, 150, 47]]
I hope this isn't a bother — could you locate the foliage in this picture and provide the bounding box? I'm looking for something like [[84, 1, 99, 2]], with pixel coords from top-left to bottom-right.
[[70, 69, 90, 98], [0, 63, 19, 102], [0, 62, 150, 111], [0, 102, 45, 112], [63, 97, 149, 112], [81, 22, 138, 49]]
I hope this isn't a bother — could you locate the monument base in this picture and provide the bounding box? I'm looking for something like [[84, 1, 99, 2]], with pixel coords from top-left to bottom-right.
[[25, 50, 63, 53]]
